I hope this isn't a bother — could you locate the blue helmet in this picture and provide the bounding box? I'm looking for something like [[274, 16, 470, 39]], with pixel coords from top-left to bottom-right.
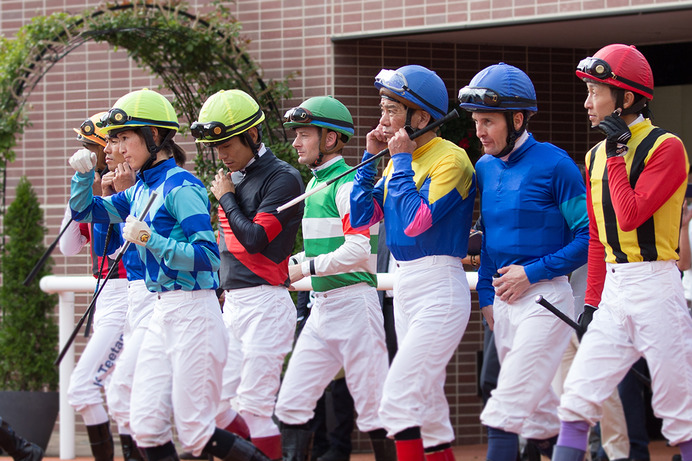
[[374, 65, 448, 120], [458, 63, 538, 113]]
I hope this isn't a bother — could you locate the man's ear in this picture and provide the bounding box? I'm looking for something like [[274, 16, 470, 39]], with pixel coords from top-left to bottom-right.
[[622, 91, 635, 110], [415, 110, 431, 130], [512, 112, 525, 132], [325, 130, 338, 150], [248, 126, 259, 144]]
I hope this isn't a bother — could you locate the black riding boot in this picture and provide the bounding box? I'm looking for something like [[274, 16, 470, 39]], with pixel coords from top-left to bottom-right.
[[368, 430, 396, 461], [0, 418, 43, 461], [85, 422, 114, 461], [203, 427, 270, 461], [144, 441, 180, 461], [120, 434, 146, 461], [281, 425, 314, 461]]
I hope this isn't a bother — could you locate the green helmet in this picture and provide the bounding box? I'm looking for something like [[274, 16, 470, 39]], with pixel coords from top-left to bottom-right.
[[98, 89, 179, 134], [191, 89, 265, 145], [284, 96, 354, 166], [283, 96, 354, 141]]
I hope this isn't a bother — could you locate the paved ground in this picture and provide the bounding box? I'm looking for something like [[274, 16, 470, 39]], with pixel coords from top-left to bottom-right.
[[2, 438, 679, 461]]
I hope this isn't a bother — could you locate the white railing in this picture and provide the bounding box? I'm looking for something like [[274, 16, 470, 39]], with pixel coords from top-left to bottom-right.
[[40, 272, 478, 459]]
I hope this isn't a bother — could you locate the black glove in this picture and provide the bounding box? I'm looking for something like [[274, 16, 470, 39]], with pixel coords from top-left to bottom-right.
[[577, 304, 597, 340], [596, 111, 631, 158]]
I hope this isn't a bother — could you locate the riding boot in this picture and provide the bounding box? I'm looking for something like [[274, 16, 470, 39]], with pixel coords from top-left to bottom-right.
[[281, 426, 313, 461], [0, 418, 43, 461], [144, 441, 180, 461], [202, 427, 270, 461], [120, 434, 145, 461], [368, 429, 396, 461], [423, 443, 454, 461], [251, 434, 281, 461], [224, 414, 251, 441], [86, 422, 115, 461]]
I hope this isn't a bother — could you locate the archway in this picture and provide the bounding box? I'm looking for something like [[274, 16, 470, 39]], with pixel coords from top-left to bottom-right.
[[0, 0, 294, 220]]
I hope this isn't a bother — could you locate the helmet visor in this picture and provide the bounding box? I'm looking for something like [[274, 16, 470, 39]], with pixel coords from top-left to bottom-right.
[[576, 57, 614, 80]]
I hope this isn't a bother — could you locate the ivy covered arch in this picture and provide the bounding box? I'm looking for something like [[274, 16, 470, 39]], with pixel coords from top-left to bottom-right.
[[0, 0, 296, 216]]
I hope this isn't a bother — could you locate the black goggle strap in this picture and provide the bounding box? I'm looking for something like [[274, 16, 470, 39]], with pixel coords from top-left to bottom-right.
[[459, 87, 536, 109], [99, 109, 178, 130], [285, 110, 353, 130], [403, 85, 446, 118], [194, 110, 263, 142]]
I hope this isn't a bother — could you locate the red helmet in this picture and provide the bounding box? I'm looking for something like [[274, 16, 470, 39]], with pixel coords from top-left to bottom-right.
[[576, 44, 653, 100]]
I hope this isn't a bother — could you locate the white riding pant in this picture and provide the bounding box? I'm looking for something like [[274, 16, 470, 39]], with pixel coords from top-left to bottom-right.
[[481, 276, 573, 439], [379, 255, 471, 448], [275, 283, 388, 432], [68, 278, 128, 425], [560, 260, 692, 445], [130, 289, 228, 455]]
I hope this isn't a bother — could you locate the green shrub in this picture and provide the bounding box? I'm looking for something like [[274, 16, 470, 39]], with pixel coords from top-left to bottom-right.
[[0, 176, 58, 391]]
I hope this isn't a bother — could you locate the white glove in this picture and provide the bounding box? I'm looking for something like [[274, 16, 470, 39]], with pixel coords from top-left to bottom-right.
[[69, 148, 97, 174], [122, 215, 152, 247]]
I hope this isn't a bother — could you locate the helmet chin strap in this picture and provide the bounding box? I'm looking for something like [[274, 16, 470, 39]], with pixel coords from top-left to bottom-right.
[[312, 128, 345, 168], [615, 89, 648, 116], [493, 112, 527, 158], [140, 127, 175, 171], [404, 108, 415, 135], [243, 132, 261, 160]]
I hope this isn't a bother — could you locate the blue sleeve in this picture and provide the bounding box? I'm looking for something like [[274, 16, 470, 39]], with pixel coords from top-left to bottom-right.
[[70, 171, 132, 224], [387, 153, 474, 237], [476, 217, 497, 308], [145, 185, 220, 273], [92, 223, 119, 257], [350, 151, 385, 229], [523, 158, 590, 283]]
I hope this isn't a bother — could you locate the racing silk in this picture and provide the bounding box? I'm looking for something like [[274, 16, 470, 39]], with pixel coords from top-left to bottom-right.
[[78, 222, 128, 279], [302, 156, 377, 293], [475, 133, 589, 308], [217, 148, 304, 290], [350, 136, 476, 262], [70, 157, 220, 292], [101, 223, 146, 282], [584, 117, 689, 306]]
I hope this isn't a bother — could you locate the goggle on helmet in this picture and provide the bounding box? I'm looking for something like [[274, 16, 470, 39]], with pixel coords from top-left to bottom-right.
[[191, 89, 265, 146], [98, 89, 180, 135], [74, 112, 108, 147]]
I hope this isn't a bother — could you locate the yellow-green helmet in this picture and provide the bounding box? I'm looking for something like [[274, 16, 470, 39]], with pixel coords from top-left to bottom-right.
[[283, 96, 354, 141], [74, 112, 108, 147], [191, 89, 265, 145], [98, 89, 179, 134]]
